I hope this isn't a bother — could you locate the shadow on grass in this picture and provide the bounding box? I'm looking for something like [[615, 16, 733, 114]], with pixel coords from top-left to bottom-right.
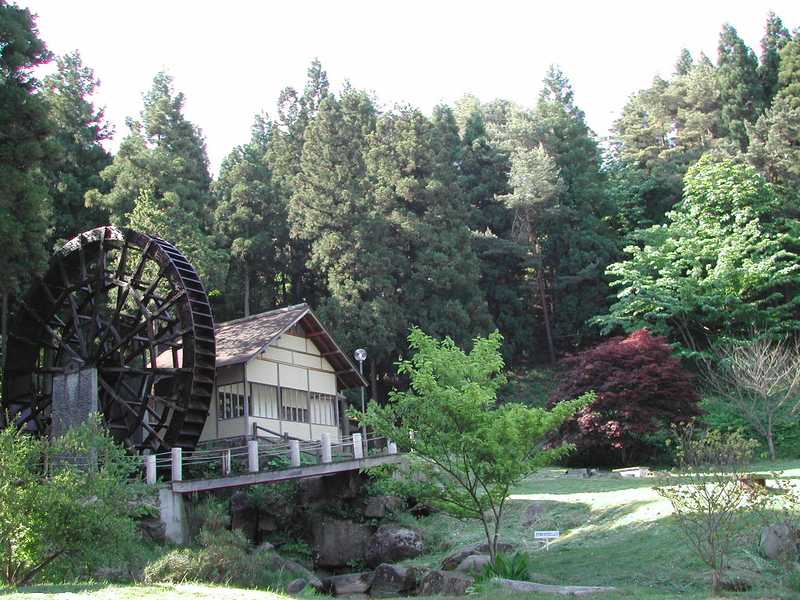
[[514, 473, 662, 496], [0, 582, 109, 596]]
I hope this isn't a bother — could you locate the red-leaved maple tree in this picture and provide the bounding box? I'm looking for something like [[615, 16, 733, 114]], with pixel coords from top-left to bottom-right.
[[548, 329, 700, 466]]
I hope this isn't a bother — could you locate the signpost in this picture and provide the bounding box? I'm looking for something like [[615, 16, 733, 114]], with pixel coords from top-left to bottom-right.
[[534, 530, 560, 550]]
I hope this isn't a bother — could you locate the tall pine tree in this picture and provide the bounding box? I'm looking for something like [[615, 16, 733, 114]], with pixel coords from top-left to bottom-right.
[[717, 24, 764, 152], [748, 32, 800, 206], [0, 0, 52, 365], [42, 51, 112, 246], [267, 60, 329, 306], [758, 11, 790, 106], [87, 72, 224, 286], [214, 114, 290, 318]]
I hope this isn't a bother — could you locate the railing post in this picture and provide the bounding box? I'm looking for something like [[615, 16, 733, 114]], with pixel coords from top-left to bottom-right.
[[352, 433, 364, 460], [248, 440, 259, 472], [171, 447, 182, 482], [388, 440, 398, 455], [289, 439, 301, 467], [145, 454, 156, 485], [222, 449, 231, 476], [321, 433, 332, 464]]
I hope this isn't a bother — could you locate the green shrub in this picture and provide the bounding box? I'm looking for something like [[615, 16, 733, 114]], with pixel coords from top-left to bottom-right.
[[0, 420, 146, 586], [700, 396, 800, 459], [143, 526, 300, 591], [787, 570, 800, 593], [481, 552, 531, 581], [193, 496, 230, 532]]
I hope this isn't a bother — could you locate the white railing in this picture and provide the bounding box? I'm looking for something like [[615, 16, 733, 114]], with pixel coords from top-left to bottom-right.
[[142, 434, 399, 484]]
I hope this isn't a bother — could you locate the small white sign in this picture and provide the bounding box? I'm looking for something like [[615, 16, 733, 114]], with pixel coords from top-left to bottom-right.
[[534, 530, 560, 540]]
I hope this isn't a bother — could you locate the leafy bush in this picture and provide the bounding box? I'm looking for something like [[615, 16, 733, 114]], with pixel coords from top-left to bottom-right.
[[144, 526, 300, 590], [0, 419, 146, 585], [656, 424, 762, 594], [700, 396, 800, 459], [481, 552, 531, 581], [548, 329, 700, 466]]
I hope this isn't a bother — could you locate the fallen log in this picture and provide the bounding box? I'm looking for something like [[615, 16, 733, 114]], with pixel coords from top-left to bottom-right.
[[494, 577, 617, 596]]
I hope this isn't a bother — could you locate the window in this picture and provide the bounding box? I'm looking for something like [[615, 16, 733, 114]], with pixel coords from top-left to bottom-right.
[[217, 382, 246, 419], [310, 391, 337, 426], [280, 387, 308, 423], [250, 382, 279, 419]]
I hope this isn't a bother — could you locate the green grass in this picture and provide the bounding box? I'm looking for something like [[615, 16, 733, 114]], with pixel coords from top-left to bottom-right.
[[5, 460, 800, 599], [397, 461, 800, 599], [0, 583, 294, 599]]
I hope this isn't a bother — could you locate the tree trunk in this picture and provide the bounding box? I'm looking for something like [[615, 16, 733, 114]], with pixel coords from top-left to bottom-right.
[[766, 429, 777, 461], [1, 290, 7, 375], [536, 260, 556, 364], [711, 569, 722, 595], [528, 231, 555, 363], [243, 267, 251, 317]]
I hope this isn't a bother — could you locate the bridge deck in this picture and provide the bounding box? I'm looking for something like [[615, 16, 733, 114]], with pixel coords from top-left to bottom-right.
[[170, 454, 404, 494]]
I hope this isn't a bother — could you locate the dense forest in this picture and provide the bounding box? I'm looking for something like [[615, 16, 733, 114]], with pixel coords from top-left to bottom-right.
[[2, 1, 800, 398]]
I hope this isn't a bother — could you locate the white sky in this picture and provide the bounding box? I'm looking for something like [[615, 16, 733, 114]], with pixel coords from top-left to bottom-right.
[[18, 0, 800, 174]]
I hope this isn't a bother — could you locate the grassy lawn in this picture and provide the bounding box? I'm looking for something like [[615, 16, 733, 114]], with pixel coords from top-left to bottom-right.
[[396, 461, 800, 599], [4, 461, 800, 599], [0, 583, 292, 600]]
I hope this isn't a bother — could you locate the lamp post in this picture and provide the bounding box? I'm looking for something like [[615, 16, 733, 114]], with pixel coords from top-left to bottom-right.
[[354, 348, 367, 456]]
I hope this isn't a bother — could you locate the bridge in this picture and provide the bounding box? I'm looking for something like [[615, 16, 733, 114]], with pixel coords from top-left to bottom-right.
[[144, 433, 404, 543]]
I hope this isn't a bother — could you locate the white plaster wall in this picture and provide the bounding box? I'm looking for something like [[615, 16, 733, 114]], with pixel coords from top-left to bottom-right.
[[247, 358, 278, 385], [276, 333, 306, 352], [321, 356, 335, 372], [249, 415, 283, 436], [279, 364, 307, 391], [311, 424, 340, 442], [309, 370, 336, 395], [282, 420, 313, 440], [216, 364, 244, 385], [218, 416, 247, 438], [294, 352, 322, 369], [262, 346, 292, 363], [199, 392, 217, 442]]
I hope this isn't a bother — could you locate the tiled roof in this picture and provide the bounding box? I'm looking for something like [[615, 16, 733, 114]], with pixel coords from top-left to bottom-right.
[[215, 304, 310, 367], [214, 303, 366, 389]]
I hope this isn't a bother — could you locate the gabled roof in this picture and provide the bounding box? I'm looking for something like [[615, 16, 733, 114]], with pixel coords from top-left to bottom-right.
[[215, 303, 367, 389]]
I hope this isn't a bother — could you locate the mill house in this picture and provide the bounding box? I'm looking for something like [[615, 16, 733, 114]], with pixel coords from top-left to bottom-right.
[[198, 303, 367, 445]]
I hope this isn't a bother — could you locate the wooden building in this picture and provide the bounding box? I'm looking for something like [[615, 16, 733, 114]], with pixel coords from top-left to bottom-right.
[[199, 303, 366, 444]]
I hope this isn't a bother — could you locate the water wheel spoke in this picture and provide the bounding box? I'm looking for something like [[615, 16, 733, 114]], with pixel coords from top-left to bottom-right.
[[3, 226, 214, 451], [97, 375, 165, 446]]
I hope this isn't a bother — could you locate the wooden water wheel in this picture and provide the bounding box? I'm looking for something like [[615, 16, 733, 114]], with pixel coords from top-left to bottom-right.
[[2, 226, 216, 451]]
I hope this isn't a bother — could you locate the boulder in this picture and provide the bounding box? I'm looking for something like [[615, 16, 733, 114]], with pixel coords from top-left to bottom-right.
[[494, 578, 616, 596], [419, 569, 474, 596], [364, 495, 403, 519], [286, 578, 307, 594], [456, 553, 491, 574], [255, 541, 274, 553], [255, 549, 323, 590], [325, 572, 374, 596], [257, 513, 279, 533], [370, 563, 417, 598], [298, 471, 364, 505], [312, 518, 371, 568], [230, 490, 257, 540], [367, 525, 424, 567], [441, 541, 514, 570], [760, 523, 799, 561]]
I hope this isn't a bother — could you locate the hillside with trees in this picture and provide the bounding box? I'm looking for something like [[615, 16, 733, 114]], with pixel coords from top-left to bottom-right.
[[2, 1, 800, 401]]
